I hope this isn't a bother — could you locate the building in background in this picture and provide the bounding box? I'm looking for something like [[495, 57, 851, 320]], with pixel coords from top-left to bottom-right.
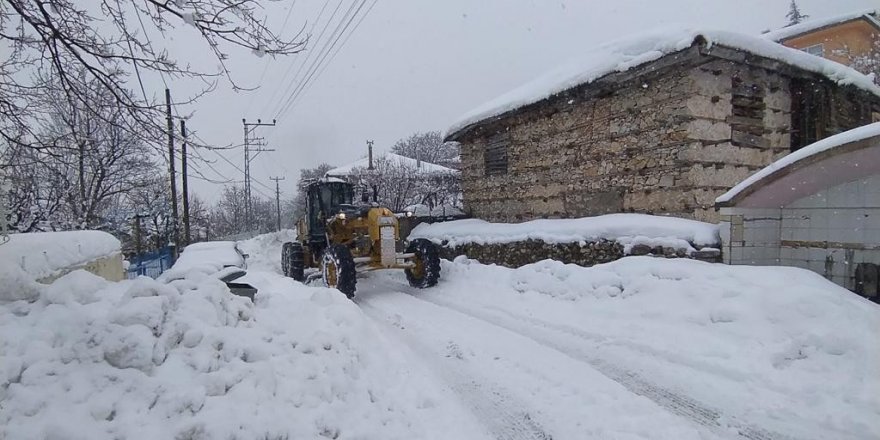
[[763, 9, 879, 81], [446, 29, 880, 223], [716, 123, 880, 301]]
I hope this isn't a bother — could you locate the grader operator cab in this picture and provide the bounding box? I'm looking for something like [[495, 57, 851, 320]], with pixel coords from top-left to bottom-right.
[[281, 178, 440, 298]]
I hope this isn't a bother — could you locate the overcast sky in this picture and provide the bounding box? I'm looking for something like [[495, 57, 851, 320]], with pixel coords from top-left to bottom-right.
[[171, 0, 876, 202]]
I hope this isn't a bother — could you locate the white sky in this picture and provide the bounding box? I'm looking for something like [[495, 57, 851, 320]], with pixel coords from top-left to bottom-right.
[[167, 0, 876, 202]]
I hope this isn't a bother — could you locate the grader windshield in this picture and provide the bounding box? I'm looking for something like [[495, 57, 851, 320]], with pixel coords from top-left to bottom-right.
[[307, 180, 354, 236]]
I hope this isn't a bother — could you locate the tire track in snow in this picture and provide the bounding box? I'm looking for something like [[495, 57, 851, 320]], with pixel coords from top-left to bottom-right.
[[358, 298, 554, 440], [412, 292, 797, 440]]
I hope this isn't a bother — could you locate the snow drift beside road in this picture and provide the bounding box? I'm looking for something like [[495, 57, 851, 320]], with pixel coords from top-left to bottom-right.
[[0, 233, 478, 439], [428, 257, 880, 439], [410, 214, 720, 252]]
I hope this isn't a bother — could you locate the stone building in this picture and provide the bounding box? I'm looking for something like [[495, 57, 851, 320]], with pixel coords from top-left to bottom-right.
[[716, 123, 880, 300], [445, 29, 880, 223]]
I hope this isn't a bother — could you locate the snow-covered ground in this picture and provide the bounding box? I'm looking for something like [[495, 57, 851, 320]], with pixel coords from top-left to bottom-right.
[[2, 230, 878, 439]]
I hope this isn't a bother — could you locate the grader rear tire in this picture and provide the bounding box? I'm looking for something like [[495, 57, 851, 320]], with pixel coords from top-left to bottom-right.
[[282, 242, 305, 282], [322, 244, 357, 298], [405, 239, 441, 288]]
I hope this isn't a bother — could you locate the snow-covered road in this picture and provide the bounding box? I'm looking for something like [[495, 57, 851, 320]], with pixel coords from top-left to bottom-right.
[[237, 232, 880, 440], [8, 231, 868, 439]]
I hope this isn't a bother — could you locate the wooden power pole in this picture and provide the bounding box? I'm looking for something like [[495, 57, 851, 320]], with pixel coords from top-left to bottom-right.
[[270, 176, 285, 232], [180, 119, 191, 246], [166, 89, 179, 254]]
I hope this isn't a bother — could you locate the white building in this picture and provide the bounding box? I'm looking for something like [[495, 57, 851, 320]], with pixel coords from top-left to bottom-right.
[[716, 123, 880, 300]]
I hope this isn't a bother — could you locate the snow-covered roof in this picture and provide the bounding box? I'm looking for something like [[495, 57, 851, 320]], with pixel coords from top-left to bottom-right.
[[0, 230, 121, 281], [761, 9, 880, 42], [446, 27, 880, 141], [325, 152, 458, 177], [716, 122, 880, 206]]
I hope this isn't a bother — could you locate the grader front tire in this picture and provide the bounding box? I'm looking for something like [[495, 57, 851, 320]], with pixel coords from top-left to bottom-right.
[[322, 244, 357, 298], [405, 239, 441, 288]]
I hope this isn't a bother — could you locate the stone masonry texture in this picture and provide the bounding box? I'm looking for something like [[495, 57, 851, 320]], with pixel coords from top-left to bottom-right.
[[457, 52, 879, 223]]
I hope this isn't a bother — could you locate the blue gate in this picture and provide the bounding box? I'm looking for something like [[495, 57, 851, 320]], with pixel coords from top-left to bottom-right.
[[126, 247, 174, 279]]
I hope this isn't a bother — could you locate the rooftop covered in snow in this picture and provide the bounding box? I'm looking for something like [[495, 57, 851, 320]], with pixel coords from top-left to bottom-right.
[[761, 9, 880, 43], [325, 152, 457, 177], [716, 122, 880, 208], [445, 28, 880, 142]]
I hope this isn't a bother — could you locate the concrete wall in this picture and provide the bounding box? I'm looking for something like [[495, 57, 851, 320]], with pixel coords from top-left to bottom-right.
[[458, 51, 877, 224], [720, 174, 880, 293], [37, 253, 125, 284]]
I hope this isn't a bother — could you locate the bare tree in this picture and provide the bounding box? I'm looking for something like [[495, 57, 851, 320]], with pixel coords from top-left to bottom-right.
[[126, 175, 172, 250], [833, 39, 880, 85], [345, 157, 461, 213], [391, 131, 460, 169], [1, 0, 306, 150], [207, 184, 275, 237], [35, 69, 158, 229]]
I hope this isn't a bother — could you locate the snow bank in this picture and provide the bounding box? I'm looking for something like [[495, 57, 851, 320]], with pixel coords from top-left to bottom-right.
[[0, 242, 457, 439], [0, 231, 120, 281], [446, 27, 880, 139], [410, 214, 719, 252], [433, 257, 880, 439], [761, 9, 880, 42], [716, 122, 880, 204]]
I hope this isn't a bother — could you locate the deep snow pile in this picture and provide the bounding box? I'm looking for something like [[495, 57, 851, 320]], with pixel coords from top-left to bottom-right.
[[429, 257, 880, 439], [409, 214, 719, 252], [0, 236, 476, 439], [0, 230, 120, 281], [158, 241, 247, 283]]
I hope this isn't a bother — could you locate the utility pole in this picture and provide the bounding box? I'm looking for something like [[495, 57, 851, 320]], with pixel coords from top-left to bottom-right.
[[270, 176, 285, 232], [242, 118, 276, 230], [180, 119, 191, 246], [367, 139, 374, 170], [166, 89, 179, 256]]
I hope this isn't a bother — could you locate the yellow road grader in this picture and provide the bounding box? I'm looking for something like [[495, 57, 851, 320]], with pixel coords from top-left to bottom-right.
[[281, 178, 440, 297]]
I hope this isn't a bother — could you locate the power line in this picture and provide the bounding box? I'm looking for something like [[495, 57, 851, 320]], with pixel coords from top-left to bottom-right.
[[269, 0, 346, 118], [275, 0, 361, 119], [287, 0, 378, 115], [275, 0, 368, 121], [246, 0, 300, 115]]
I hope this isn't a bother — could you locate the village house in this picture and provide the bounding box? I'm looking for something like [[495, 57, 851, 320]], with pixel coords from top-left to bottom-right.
[[445, 28, 880, 223], [763, 9, 879, 77]]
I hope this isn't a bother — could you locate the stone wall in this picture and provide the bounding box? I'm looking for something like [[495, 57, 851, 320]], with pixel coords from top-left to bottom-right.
[[436, 239, 721, 269], [458, 50, 879, 224]]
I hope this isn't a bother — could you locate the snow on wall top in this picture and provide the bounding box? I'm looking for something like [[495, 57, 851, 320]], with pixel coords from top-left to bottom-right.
[[761, 9, 880, 42], [716, 122, 880, 205], [446, 27, 880, 140], [409, 214, 720, 252], [0, 230, 121, 280], [325, 152, 457, 177]]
